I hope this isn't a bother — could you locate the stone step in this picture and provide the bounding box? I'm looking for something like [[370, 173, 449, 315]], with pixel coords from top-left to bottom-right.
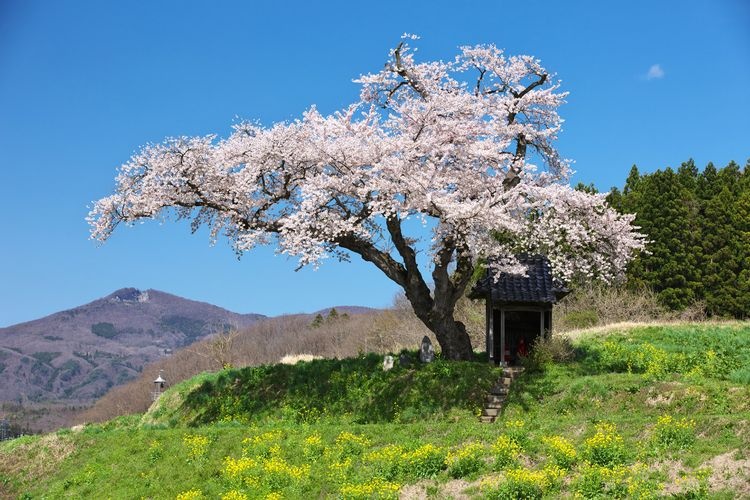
[[489, 386, 510, 395], [481, 370, 524, 423]]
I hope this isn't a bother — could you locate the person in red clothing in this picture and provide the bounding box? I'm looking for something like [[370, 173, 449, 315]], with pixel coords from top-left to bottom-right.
[[517, 336, 528, 358]]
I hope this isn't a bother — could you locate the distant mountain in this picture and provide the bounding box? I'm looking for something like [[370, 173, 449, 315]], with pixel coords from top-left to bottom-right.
[[310, 306, 379, 317], [0, 288, 265, 404]]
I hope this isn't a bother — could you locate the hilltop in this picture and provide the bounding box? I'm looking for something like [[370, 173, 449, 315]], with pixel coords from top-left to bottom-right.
[[1, 322, 748, 498]]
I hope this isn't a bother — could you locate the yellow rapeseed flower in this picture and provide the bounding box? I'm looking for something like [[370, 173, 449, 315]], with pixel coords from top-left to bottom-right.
[[304, 432, 322, 447], [446, 442, 485, 465], [220, 490, 247, 500], [403, 443, 441, 463], [491, 435, 522, 468], [327, 457, 353, 483], [182, 434, 211, 463], [335, 431, 371, 448], [175, 489, 203, 500], [339, 477, 400, 499], [505, 467, 547, 487], [542, 435, 577, 468], [365, 443, 404, 464], [222, 456, 256, 481], [262, 456, 310, 481]]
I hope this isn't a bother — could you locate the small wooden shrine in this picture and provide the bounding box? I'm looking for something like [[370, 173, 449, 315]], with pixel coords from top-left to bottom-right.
[[469, 255, 568, 365]]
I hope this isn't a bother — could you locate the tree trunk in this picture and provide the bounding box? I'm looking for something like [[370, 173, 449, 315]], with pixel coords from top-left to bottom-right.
[[401, 283, 475, 361], [429, 317, 474, 361], [338, 219, 476, 361]]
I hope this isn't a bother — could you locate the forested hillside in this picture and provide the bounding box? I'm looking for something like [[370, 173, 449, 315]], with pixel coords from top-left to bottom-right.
[[607, 159, 750, 317]]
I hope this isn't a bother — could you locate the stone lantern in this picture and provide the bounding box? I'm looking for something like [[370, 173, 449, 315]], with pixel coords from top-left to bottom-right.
[[152, 370, 166, 401]]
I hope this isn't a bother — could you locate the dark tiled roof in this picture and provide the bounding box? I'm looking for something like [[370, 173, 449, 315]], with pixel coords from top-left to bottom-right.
[[469, 255, 568, 304]]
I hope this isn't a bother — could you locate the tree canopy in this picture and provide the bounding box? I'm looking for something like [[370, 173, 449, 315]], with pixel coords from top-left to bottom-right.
[[89, 38, 645, 359]]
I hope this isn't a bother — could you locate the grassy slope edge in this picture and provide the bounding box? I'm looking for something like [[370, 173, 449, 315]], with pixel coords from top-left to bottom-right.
[[1, 323, 749, 499], [144, 352, 500, 428]]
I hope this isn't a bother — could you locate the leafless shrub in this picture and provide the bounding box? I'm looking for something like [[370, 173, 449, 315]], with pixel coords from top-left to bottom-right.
[[519, 333, 577, 372], [454, 297, 486, 348], [552, 285, 706, 332], [379, 293, 486, 351], [537, 335, 575, 363], [674, 300, 707, 322], [180, 329, 240, 371], [208, 329, 240, 369]]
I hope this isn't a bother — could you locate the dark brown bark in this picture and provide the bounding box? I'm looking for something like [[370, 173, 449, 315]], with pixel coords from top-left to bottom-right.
[[335, 216, 476, 360], [428, 316, 474, 361]]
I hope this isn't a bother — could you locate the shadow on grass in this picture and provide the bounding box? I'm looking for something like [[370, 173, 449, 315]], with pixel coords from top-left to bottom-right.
[[503, 370, 559, 413], [504, 344, 614, 412], [179, 351, 503, 426]]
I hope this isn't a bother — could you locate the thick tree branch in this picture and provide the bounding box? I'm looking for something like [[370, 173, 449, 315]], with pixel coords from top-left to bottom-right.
[[391, 42, 428, 99], [431, 236, 456, 314], [335, 233, 408, 288], [502, 74, 547, 191], [510, 73, 548, 99], [385, 215, 434, 314], [450, 243, 475, 305]]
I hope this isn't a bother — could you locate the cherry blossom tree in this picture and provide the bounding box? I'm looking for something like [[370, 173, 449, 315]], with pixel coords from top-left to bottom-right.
[[89, 37, 645, 360]]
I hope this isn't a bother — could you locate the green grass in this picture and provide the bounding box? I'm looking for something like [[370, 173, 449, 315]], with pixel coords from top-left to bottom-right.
[[146, 351, 500, 427], [1, 323, 749, 499]]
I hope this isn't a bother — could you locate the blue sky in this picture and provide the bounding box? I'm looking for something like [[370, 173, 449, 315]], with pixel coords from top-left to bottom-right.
[[1, 0, 748, 327]]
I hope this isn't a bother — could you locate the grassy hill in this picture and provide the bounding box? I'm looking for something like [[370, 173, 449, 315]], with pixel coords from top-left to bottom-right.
[[1, 323, 748, 499]]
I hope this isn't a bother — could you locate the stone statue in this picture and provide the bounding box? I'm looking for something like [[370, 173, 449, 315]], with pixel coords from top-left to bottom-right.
[[419, 336, 435, 363], [383, 355, 394, 371], [399, 352, 412, 368]]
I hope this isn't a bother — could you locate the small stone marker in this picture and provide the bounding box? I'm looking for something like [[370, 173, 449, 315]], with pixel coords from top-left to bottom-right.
[[383, 355, 394, 371], [419, 336, 435, 363], [399, 352, 412, 368]]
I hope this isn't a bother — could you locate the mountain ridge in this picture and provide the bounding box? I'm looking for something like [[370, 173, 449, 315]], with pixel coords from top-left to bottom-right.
[[0, 287, 266, 404]]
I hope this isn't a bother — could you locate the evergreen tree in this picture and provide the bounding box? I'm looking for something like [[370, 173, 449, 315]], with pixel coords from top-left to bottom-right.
[[700, 186, 740, 316], [620, 165, 643, 216], [623, 165, 641, 196], [675, 159, 703, 291], [574, 182, 599, 194], [626, 168, 700, 309], [717, 160, 743, 196], [697, 162, 719, 200], [310, 313, 324, 328], [677, 158, 699, 191], [605, 187, 623, 212], [734, 188, 750, 318], [327, 308, 339, 322]]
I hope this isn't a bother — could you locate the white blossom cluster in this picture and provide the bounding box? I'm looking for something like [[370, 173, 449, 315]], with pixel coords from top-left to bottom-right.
[[89, 42, 645, 285]]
